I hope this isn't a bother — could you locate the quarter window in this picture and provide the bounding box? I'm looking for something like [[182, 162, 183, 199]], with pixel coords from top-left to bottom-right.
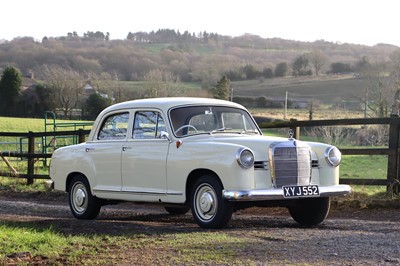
[[98, 113, 129, 140], [133, 111, 165, 139]]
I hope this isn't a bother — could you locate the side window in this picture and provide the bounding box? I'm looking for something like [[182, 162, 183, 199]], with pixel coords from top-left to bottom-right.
[[133, 111, 165, 139], [98, 113, 129, 140]]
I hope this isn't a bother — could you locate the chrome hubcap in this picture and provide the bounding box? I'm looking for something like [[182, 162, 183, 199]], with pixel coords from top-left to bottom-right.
[[195, 184, 217, 222], [71, 182, 88, 213], [199, 192, 214, 214], [75, 188, 86, 207]]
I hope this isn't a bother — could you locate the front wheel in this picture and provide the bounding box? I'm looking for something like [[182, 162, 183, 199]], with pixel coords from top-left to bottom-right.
[[191, 176, 233, 229], [288, 197, 330, 226], [68, 175, 101, 220]]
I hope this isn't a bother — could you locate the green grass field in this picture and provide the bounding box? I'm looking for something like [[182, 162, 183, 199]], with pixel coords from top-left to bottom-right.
[[0, 117, 46, 132]]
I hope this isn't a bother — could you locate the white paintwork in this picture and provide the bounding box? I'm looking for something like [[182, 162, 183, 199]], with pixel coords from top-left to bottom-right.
[[50, 97, 350, 205]]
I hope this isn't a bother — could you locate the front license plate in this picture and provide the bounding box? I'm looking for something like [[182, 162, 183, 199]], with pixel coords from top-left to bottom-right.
[[283, 185, 320, 198]]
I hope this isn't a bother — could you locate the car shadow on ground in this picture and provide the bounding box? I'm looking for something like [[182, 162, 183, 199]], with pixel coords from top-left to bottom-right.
[[1, 210, 324, 237]]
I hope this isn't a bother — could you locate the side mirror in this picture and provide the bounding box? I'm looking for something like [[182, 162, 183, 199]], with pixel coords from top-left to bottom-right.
[[160, 131, 172, 142]]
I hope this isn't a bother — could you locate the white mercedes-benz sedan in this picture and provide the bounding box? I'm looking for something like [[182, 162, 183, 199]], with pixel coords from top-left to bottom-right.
[[50, 97, 351, 228]]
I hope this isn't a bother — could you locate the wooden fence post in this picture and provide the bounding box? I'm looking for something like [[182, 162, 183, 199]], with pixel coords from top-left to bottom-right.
[[78, 129, 85, 143], [387, 117, 400, 193], [27, 131, 35, 185], [289, 119, 300, 139]]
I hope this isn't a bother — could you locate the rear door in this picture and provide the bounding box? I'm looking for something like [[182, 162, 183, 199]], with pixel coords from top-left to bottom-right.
[[121, 110, 170, 202], [88, 112, 129, 193]]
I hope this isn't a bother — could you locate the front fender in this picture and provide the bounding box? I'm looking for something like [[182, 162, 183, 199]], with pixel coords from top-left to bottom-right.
[[166, 142, 255, 201]]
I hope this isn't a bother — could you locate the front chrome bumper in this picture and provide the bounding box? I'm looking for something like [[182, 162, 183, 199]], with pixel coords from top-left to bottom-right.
[[223, 185, 352, 201]]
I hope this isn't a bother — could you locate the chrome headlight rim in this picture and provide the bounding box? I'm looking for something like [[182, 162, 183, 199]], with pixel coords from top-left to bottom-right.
[[325, 146, 341, 167], [236, 148, 255, 169]]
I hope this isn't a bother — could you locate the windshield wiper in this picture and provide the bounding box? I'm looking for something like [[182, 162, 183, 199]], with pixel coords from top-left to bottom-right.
[[241, 130, 260, 134], [211, 127, 227, 133], [210, 128, 243, 134]]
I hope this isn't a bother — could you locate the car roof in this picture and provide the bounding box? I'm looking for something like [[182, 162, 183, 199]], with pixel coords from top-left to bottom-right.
[[101, 97, 246, 113]]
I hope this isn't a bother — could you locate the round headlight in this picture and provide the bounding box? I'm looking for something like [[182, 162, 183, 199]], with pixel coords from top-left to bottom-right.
[[325, 146, 341, 167], [236, 148, 255, 169]]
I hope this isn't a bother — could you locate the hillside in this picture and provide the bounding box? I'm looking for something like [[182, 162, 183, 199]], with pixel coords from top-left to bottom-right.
[[233, 74, 369, 104]]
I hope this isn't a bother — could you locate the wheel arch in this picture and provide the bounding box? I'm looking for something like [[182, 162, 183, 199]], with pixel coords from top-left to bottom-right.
[[185, 168, 223, 203], [66, 172, 88, 192]]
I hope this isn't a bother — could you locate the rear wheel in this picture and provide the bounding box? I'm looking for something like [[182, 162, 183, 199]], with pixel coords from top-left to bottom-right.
[[288, 197, 330, 226], [191, 176, 233, 229], [68, 175, 101, 219]]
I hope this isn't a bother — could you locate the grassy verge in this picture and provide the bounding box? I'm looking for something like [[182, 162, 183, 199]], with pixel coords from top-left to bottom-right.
[[0, 225, 251, 265]]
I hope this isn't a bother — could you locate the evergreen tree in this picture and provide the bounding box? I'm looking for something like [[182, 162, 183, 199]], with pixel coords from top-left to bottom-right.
[[0, 67, 22, 116], [275, 62, 288, 77], [212, 76, 230, 100], [85, 93, 112, 119]]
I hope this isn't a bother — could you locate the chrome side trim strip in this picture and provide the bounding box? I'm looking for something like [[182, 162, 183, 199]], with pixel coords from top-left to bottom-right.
[[93, 188, 183, 196]]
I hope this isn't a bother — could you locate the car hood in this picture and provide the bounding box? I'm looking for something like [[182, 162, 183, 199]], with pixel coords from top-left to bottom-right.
[[183, 133, 332, 160]]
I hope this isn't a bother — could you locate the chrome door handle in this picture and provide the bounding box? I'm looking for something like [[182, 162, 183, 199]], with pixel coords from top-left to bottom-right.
[[122, 146, 132, 151]]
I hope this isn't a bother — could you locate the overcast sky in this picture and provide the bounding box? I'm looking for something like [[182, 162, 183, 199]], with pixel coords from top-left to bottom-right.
[[1, 0, 399, 47]]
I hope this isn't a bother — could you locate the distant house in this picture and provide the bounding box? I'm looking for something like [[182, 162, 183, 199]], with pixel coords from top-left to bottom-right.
[[21, 72, 37, 91], [83, 83, 95, 95], [271, 97, 310, 109]]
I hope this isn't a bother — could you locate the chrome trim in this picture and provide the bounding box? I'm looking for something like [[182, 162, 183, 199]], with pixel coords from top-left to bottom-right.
[[93, 188, 183, 196], [236, 147, 255, 169], [223, 185, 351, 201], [254, 161, 268, 170], [160, 130, 172, 142], [288, 129, 294, 140], [325, 146, 341, 167], [311, 160, 319, 168], [269, 140, 312, 187]]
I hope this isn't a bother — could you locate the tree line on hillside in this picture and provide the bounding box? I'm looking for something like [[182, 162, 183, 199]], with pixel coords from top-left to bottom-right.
[[0, 29, 398, 86]]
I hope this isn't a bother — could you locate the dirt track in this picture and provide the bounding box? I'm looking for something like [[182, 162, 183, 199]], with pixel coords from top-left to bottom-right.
[[1, 192, 400, 265]]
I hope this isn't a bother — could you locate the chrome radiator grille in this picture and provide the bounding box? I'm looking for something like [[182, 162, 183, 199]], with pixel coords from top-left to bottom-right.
[[269, 141, 312, 187]]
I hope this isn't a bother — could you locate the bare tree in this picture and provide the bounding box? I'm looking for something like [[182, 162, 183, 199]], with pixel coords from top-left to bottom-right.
[[40, 65, 85, 117], [308, 49, 329, 76], [144, 69, 185, 98], [364, 61, 394, 117], [86, 71, 126, 103], [389, 49, 400, 116], [307, 126, 352, 146]]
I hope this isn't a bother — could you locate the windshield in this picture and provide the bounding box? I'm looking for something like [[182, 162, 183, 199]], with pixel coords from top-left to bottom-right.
[[169, 105, 260, 137]]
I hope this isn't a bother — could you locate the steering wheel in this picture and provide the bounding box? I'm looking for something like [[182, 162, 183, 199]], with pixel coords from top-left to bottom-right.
[[174, 125, 198, 135]]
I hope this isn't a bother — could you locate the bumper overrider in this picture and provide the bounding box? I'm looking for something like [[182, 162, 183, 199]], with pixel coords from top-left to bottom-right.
[[223, 185, 352, 201]]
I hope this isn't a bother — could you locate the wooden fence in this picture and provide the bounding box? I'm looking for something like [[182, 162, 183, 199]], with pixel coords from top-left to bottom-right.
[[0, 129, 90, 184], [0, 117, 399, 192]]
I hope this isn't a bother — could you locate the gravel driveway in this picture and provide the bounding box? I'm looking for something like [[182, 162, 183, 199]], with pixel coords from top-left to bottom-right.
[[1, 192, 400, 265]]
